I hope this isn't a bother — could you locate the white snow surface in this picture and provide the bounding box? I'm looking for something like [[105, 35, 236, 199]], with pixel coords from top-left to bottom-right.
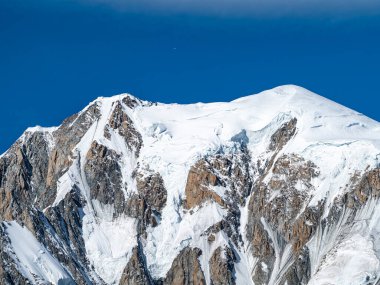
[[5, 85, 380, 284], [309, 233, 380, 285], [3, 221, 72, 284]]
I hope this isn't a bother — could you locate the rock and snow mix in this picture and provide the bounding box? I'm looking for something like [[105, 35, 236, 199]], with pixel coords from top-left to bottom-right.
[[0, 85, 380, 285]]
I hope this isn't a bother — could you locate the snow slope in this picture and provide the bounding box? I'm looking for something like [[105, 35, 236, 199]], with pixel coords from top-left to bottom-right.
[[4, 221, 73, 284]]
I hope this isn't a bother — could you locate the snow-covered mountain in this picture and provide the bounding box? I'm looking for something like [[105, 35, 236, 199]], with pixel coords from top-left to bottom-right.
[[1, 85, 380, 285]]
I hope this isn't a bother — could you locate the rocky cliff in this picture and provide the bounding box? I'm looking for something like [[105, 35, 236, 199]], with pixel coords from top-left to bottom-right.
[[1, 85, 380, 285]]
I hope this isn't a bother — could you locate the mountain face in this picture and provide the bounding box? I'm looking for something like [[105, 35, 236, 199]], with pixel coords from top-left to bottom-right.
[[1, 85, 380, 285]]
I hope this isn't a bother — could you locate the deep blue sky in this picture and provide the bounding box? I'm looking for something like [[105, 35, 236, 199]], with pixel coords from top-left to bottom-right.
[[1, 0, 380, 153]]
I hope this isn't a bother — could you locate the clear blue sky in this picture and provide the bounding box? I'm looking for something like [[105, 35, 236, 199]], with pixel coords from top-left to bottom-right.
[[1, 0, 380, 153]]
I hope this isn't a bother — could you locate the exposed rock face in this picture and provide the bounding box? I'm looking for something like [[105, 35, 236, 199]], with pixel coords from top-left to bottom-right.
[[85, 141, 125, 215], [0, 128, 60, 224], [265, 154, 320, 246], [44, 186, 90, 280], [45, 102, 101, 208], [1, 88, 380, 285], [162, 247, 206, 285], [268, 118, 297, 151], [119, 244, 152, 285], [185, 144, 253, 249], [209, 246, 236, 285], [345, 169, 380, 208], [246, 152, 323, 284], [104, 101, 143, 156], [184, 145, 252, 211], [124, 169, 167, 235], [0, 143, 34, 221], [136, 170, 167, 213], [0, 100, 113, 284], [184, 160, 225, 209]]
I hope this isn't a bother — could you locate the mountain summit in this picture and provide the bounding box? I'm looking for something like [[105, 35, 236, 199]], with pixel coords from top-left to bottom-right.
[[1, 85, 380, 285]]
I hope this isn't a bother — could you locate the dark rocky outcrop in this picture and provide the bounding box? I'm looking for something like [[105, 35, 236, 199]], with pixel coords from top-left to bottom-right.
[[104, 101, 143, 156], [125, 170, 167, 235], [269, 118, 297, 151], [184, 160, 225, 209], [84, 141, 125, 216], [344, 169, 380, 208], [136, 171, 167, 213], [44, 186, 91, 283], [0, 101, 116, 284], [246, 153, 322, 284], [209, 246, 236, 285], [119, 243, 152, 285], [162, 247, 206, 285], [45, 102, 101, 208], [185, 143, 252, 246], [245, 118, 323, 284]]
